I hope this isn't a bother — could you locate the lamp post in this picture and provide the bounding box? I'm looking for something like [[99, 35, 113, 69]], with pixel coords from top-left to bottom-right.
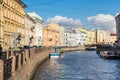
[[13, 33, 21, 55], [13, 33, 19, 55]]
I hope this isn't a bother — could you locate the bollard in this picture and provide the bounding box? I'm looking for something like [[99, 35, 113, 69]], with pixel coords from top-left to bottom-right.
[[0, 60, 3, 80], [11, 56, 16, 76]]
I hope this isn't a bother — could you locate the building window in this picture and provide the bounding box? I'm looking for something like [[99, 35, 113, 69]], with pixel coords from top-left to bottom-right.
[[10, 1, 12, 7], [13, 3, 15, 8]]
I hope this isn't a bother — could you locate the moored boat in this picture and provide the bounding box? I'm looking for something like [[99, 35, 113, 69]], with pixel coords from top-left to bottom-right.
[[86, 47, 96, 51], [49, 52, 60, 58], [99, 51, 120, 59]]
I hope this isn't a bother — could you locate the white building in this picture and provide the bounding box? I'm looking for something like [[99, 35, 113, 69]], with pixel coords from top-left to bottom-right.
[[64, 28, 87, 46], [64, 28, 77, 46], [74, 29, 86, 45], [27, 12, 43, 46], [79, 32, 86, 45], [25, 14, 36, 47]]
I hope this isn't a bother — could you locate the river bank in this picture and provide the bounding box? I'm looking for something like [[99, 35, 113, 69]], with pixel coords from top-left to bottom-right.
[[0, 46, 85, 80]]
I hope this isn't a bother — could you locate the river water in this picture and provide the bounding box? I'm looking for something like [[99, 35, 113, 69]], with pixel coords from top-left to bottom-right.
[[32, 51, 120, 80]]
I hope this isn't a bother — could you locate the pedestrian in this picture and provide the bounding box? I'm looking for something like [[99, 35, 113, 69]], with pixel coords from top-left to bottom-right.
[[0, 44, 2, 52], [113, 43, 117, 49], [8, 47, 12, 57]]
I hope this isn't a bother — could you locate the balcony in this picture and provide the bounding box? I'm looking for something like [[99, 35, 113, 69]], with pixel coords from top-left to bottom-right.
[[31, 26, 35, 32], [48, 38, 52, 41]]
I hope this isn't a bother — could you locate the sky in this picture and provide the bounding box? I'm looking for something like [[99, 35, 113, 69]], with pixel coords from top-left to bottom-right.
[[22, 0, 120, 33]]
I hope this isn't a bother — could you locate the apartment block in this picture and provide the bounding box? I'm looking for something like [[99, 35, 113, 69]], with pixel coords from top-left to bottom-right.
[[96, 29, 110, 44], [43, 27, 58, 47], [25, 14, 36, 47], [115, 14, 120, 39], [0, 0, 26, 50], [27, 12, 43, 46], [43, 22, 65, 47], [87, 30, 96, 45]]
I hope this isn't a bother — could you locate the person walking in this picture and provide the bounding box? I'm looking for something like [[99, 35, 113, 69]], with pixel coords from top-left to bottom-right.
[[0, 45, 2, 52]]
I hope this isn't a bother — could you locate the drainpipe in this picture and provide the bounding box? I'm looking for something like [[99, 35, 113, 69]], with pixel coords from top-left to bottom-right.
[[0, 0, 4, 48]]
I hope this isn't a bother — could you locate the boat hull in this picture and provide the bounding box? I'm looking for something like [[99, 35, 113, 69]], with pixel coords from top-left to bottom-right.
[[99, 51, 120, 59], [86, 47, 96, 51], [49, 52, 60, 58]]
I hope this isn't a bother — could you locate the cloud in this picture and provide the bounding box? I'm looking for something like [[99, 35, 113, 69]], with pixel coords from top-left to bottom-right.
[[87, 14, 116, 33], [46, 15, 83, 27]]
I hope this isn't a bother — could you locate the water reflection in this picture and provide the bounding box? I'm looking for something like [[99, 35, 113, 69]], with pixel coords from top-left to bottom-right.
[[32, 51, 120, 80]]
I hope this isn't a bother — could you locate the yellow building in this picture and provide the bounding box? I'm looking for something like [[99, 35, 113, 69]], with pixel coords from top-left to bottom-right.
[[96, 29, 110, 44], [59, 26, 65, 46], [0, 0, 26, 50], [96, 29, 117, 44], [87, 30, 96, 45], [43, 27, 59, 47], [76, 27, 96, 45], [43, 22, 65, 47], [108, 33, 117, 44]]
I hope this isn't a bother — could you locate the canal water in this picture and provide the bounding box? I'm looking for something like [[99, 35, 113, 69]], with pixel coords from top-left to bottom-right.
[[32, 51, 120, 80]]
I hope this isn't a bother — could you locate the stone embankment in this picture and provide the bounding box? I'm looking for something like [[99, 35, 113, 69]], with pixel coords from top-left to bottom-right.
[[0, 46, 85, 80], [62, 46, 85, 52]]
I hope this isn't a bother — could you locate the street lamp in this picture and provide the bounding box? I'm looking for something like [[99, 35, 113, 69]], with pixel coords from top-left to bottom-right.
[[13, 33, 21, 55]]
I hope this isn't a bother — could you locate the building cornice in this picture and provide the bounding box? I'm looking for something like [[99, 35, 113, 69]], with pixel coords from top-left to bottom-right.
[[16, 0, 27, 8], [26, 14, 36, 24]]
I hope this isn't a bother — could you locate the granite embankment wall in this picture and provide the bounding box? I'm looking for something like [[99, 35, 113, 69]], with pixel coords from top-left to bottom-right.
[[62, 46, 85, 52], [0, 46, 85, 80], [0, 47, 54, 80]]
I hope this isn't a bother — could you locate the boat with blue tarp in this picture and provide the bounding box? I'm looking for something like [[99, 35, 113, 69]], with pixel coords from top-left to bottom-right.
[[49, 52, 60, 58]]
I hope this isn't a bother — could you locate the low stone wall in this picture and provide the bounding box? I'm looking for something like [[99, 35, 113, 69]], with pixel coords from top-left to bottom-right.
[[0, 47, 54, 80], [11, 47, 54, 80], [0, 60, 3, 80]]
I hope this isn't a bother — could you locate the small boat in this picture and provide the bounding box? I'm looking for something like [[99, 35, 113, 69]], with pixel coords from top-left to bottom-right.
[[49, 52, 60, 58], [86, 47, 96, 51], [99, 51, 120, 59]]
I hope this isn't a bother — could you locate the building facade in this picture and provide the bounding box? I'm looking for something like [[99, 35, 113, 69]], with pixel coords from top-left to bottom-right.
[[27, 12, 43, 46], [76, 27, 87, 45], [96, 29, 110, 44], [64, 28, 77, 46], [74, 28, 86, 46], [47, 22, 63, 46], [25, 14, 36, 47], [115, 14, 120, 39], [57, 25, 65, 46], [109, 33, 117, 44], [42, 27, 58, 47], [0, 0, 26, 50], [87, 30, 96, 45]]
